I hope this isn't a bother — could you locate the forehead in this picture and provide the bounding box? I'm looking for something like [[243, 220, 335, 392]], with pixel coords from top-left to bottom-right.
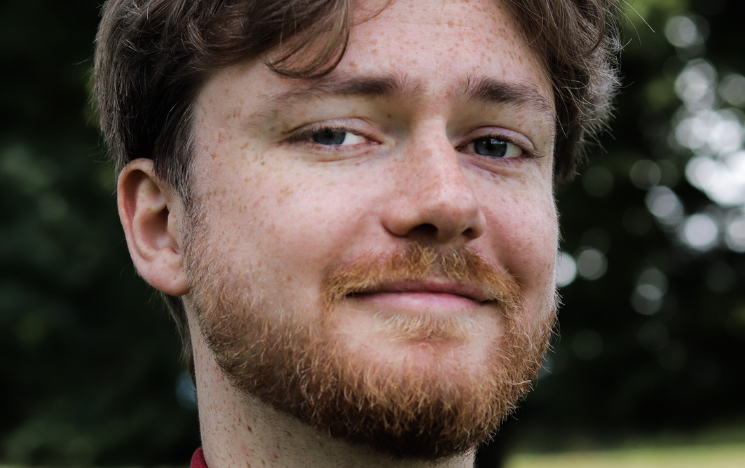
[[198, 0, 553, 107], [339, 0, 552, 101]]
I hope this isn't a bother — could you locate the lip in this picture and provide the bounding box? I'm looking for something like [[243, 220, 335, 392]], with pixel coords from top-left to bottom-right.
[[349, 279, 491, 311]]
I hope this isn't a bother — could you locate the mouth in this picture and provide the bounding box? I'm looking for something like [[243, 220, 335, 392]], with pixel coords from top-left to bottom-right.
[[348, 279, 492, 311]]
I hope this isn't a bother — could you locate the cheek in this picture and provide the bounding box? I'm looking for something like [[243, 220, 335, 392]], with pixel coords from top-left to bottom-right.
[[192, 148, 379, 289], [480, 181, 558, 292]]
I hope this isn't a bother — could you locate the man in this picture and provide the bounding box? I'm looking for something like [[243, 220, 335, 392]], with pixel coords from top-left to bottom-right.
[[95, 0, 619, 466]]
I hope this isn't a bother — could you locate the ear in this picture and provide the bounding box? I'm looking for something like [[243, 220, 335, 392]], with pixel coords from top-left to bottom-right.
[[117, 159, 189, 296]]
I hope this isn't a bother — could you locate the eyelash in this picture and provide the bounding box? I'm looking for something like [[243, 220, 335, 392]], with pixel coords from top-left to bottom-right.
[[287, 125, 376, 150], [287, 124, 536, 159]]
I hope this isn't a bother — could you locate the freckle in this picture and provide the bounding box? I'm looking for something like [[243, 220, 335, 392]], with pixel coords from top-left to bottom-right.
[[261, 161, 265, 166]]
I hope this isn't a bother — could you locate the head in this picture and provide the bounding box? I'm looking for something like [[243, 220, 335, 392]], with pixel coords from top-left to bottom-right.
[[96, 0, 619, 460]]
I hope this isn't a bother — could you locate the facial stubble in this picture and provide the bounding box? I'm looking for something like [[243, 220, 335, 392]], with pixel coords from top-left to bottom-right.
[[185, 217, 556, 459]]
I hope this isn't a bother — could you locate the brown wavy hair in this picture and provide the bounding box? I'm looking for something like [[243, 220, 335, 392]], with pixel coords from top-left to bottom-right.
[[95, 0, 620, 378]]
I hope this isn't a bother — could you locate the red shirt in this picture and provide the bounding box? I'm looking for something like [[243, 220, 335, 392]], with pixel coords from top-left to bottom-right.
[[191, 448, 208, 468]]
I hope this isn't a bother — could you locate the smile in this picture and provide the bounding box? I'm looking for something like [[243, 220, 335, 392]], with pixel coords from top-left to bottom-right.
[[349, 279, 490, 311]]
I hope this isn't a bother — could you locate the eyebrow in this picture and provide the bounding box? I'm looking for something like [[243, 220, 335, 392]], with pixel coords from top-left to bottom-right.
[[263, 73, 553, 117], [266, 74, 412, 107], [460, 75, 554, 116]]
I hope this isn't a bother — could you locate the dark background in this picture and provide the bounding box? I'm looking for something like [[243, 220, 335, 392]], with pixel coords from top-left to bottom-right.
[[2, 0, 744, 466]]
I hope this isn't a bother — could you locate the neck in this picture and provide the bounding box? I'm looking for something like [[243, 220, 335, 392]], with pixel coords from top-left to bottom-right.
[[189, 320, 475, 468]]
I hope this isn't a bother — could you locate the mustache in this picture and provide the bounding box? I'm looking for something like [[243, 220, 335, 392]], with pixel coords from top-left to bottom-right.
[[321, 244, 522, 317]]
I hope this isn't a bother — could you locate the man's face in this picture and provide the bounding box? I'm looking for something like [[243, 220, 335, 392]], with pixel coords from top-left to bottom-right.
[[185, 0, 558, 458]]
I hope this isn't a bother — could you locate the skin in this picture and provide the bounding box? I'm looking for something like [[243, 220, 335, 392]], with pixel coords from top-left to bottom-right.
[[118, 0, 559, 466]]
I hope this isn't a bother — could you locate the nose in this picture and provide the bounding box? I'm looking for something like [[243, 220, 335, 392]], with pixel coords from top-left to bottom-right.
[[381, 132, 487, 244]]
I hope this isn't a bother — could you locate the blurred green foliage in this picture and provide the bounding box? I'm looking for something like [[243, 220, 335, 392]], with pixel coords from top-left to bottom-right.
[[1, 0, 744, 466], [0, 0, 198, 465]]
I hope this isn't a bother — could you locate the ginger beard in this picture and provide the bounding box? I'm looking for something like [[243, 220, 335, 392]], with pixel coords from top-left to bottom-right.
[[185, 215, 557, 459]]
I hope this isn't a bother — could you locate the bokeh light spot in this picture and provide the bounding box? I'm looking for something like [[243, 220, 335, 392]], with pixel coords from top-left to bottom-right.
[[576, 248, 608, 281], [645, 186, 684, 226], [555, 251, 577, 287], [665, 16, 702, 48], [719, 74, 745, 107], [630, 159, 661, 189], [680, 213, 719, 251], [631, 268, 668, 315], [674, 59, 716, 109], [724, 216, 745, 252]]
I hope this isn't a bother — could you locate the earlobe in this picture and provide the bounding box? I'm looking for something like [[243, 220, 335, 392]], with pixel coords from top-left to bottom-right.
[[118, 159, 189, 296]]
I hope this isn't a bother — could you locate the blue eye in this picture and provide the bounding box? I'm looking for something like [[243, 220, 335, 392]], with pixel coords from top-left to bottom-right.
[[312, 129, 347, 146], [474, 137, 507, 157], [465, 136, 522, 158], [310, 128, 366, 146], [288, 125, 372, 152]]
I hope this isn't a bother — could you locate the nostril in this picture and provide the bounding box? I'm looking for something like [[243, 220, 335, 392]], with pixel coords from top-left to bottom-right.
[[407, 223, 439, 239]]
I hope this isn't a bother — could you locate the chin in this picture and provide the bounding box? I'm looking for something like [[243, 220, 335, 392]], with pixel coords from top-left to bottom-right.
[[199, 302, 549, 459], [333, 309, 501, 376]]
